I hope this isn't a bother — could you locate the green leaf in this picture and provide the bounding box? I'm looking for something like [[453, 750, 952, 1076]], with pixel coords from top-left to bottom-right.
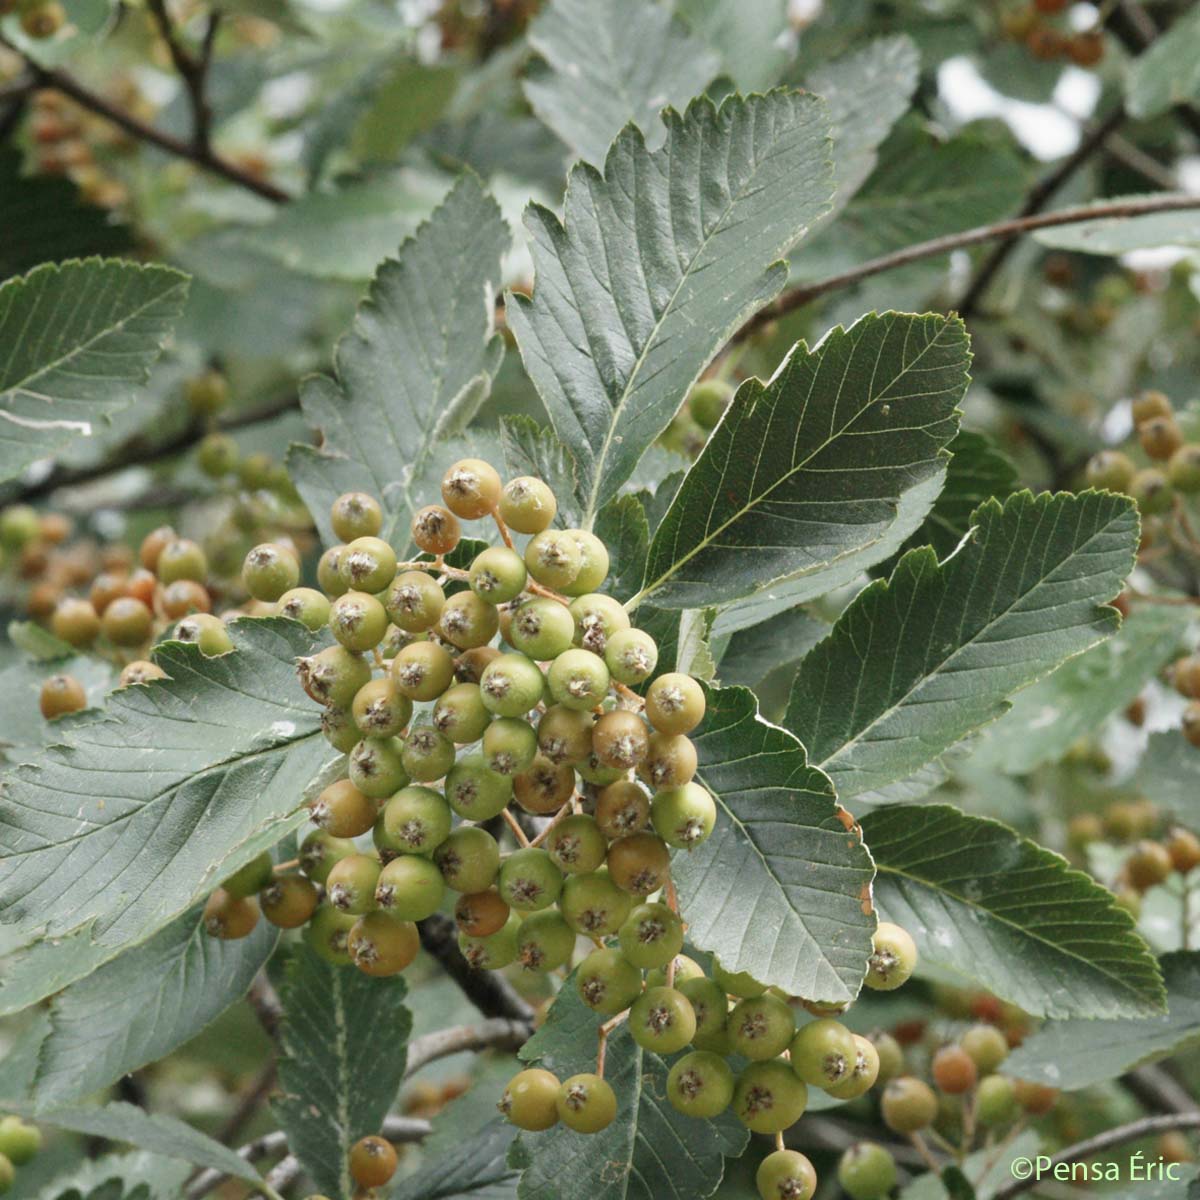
[[864, 804, 1167, 1019], [1139, 732, 1200, 822], [899, 1131, 1040, 1200], [1127, 7, 1200, 118], [522, 0, 720, 165], [507, 90, 834, 525], [0, 651, 115, 765], [1004, 952, 1200, 1090], [209, 0, 311, 34], [1033, 197, 1200, 255], [677, 0, 793, 92], [28, 1151, 191, 1200], [289, 175, 507, 550], [29, 904, 277, 1106], [273, 945, 412, 1200], [391, 1119, 517, 1200], [0, 618, 336, 957], [637, 312, 968, 611], [498, 414, 580, 529], [0, 258, 189, 483], [714, 606, 828, 691], [786, 491, 1139, 800], [512, 977, 747, 1200], [671, 686, 875, 1003], [0, 150, 131, 282], [593, 494, 650, 604], [969, 605, 1190, 775]]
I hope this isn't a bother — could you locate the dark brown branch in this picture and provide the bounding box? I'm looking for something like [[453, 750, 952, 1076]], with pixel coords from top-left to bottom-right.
[[144, 0, 220, 153], [404, 1017, 532, 1078], [417, 912, 535, 1024]]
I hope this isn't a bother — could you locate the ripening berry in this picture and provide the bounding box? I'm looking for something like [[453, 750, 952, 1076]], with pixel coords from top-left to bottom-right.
[[545, 814, 608, 876], [459, 911, 520, 969], [483, 716, 539, 777], [102, 597, 153, 647], [310, 779, 377, 839], [1166, 827, 1200, 875], [119, 660, 166, 687], [790, 1018, 857, 1089], [338, 536, 396, 594], [326, 853, 382, 914], [386, 570, 444, 633], [1140, 416, 1184, 461], [260, 875, 319, 928], [651, 782, 716, 849], [330, 492, 383, 542], [222, 851, 274, 899], [392, 640, 456, 701], [157, 538, 207, 585], [434, 826, 501, 893], [299, 830, 356, 884], [961, 1023, 1009, 1073], [441, 459, 502, 519], [499, 847, 564, 912], [455, 889, 510, 938], [592, 709, 649, 771], [596, 780, 651, 838], [646, 673, 705, 735], [728, 993, 796, 1062], [186, 369, 229, 416], [52, 597, 100, 647], [836, 1143, 895, 1200], [1131, 468, 1173, 515], [1184, 701, 1200, 748], [431, 681, 490, 743], [348, 912, 419, 976], [733, 1060, 808, 1133], [317, 546, 349, 598], [976, 1075, 1020, 1127], [162, 579, 211, 620], [606, 831, 671, 896], [547, 647, 609, 710], [303, 903, 357, 965], [630, 986, 697, 1053], [1169, 445, 1200, 494], [1067, 29, 1105, 66], [1013, 1079, 1059, 1114], [605, 628, 659, 685], [825, 1035, 881, 1100], [1084, 450, 1135, 493], [537, 705, 594, 764], [499, 476, 557, 534], [411, 505, 460, 556], [89, 571, 128, 615], [351, 677, 411, 739], [176, 613, 234, 656], [1133, 390, 1173, 424], [513, 756, 575, 816], [931, 1044, 978, 1095], [349, 1135, 398, 1187], [865, 922, 918, 991], [242, 543, 299, 603], [575, 947, 642, 1015], [556, 1074, 617, 1134], [0, 1118, 41, 1167], [667, 1051, 734, 1119], [204, 888, 260, 939], [499, 1069, 560, 1131], [871, 1031, 905, 1083], [559, 870, 633, 936], [1126, 839, 1173, 892], [40, 673, 86, 719], [438, 590, 500, 649], [321, 707, 360, 753], [757, 1150, 817, 1200], [524, 529, 582, 589], [561, 530, 609, 596], [515, 908, 576, 971], [329, 591, 388, 653], [881, 1077, 938, 1133]]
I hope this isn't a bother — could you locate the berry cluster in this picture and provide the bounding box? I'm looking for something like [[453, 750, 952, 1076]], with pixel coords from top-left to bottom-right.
[[0, 1115, 41, 1194], [1001, 0, 1105, 66], [22, 89, 131, 207], [0, 0, 65, 39], [1170, 653, 1200, 751]]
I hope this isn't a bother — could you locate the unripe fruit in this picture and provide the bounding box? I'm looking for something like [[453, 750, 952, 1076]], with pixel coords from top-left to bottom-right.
[[157, 538, 207, 584], [386, 570, 445, 632], [932, 1044, 978, 1094], [300, 645, 372, 707], [40, 673, 86, 719], [238, 452, 274, 490], [1085, 450, 1135, 492], [639, 732, 698, 789], [1127, 839, 1173, 891], [537, 705, 594, 764], [545, 814, 608, 875], [52, 597, 100, 647], [976, 1074, 1020, 1127], [480, 652, 545, 717], [605, 628, 659, 685], [222, 851, 274, 898], [865, 922, 918, 991], [411, 505, 460, 556], [547, 647, 609, 710], [607, 831, 671, 896], [1167, 827, 1200, 874], [556, 1074, 617, 1133], [186, 369, 229, 416], [442, 458, 502, 519], [516, 908, 576, 971], [499, 476, 557, 534], [0, 1118, 41, 1166], [341, 536, 397, 594], [668, 1051, 734, 1118], [576, 947, 642, 1014], [438, 590, 500, 649], [242, 543, 299, 602], [162, 579, 211, 620], [435, 826, 501, 893], [261, 875, 319, 928], [652, 782, 716, 849], [321, 707, 360, 753], [375, 854, 444, 920], [837, 1143, 895, 1200], [569, 593, 630, 655], [483, 717, 539, 776], [1013, 1078, 1059, 1114], [380, 786, 453, 856], [593, 709, 649, 770], [713, 958, 767, 998], [455, 890, 510, 938], [204, 888, 259, 939], [330, 492, 383, 542], [1131, 468, 1173, 515], [326, 853, 382, 914], [825, 1035, 881, 1100], [1133, 389, 1173, 424], [317, 546, 349, 597], [177, 613, 234, 656], [432, 681, 491, 743], [349, 1134, 398, 1187], [618, 901, 684, 968], [561, 530, 610, 596], [1140, 415, 1184, 461], [300, 830, 356, 884], [310, 779, 376, 839], [961, 1023, 1009, 1073], [98, 596, 152, 647], [559, 870, 633, 936], [525, 529, 581, 589], [499, 1069, 560, 1131], [733, 1060, 808, 1133], [881, 1077, 938, 1133], [690, 379, 734, 430], [445, 753, 513, 821], [630, 986, 697, 1053], [790, 1018, 856, 1089], [330, 591, 388, 652], [469, 546, 527, 604], [499, 847, 564, 912], [460, 911, 520, 969], [401, 724, 456, 782], [510, 597, 576, 659], [90, 571, 129, 615], [119, 660, 166, 687], [596, 780, 651, 838], [758, 1150, 817, 1200], [1168, 445, 1200, 494], [729, 993, 796, 1061], [0, 504, 41, 549], [353, 677, 413, 739], [349, 912, 419, 976], [304, 903, 357, 965], [392, 640, 456, 702], [647, 954, 704, 990], [646, 673, 705, 735], [680, 976, 730, 1051]]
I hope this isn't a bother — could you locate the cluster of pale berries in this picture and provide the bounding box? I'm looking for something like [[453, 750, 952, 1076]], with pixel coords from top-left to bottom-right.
[[0, 1115, 41, 1194]]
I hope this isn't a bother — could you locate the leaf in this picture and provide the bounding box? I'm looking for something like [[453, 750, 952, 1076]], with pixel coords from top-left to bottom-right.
[[0, 258, 189, 483], [1004, 952, 1200, 1090], [0, 617, 336, 956], [29, 1151, 191, 1200], [969, 605, 1190, 775], [676, 0, 792, 92], [210, 0, 310, 34], [1033, 197, 1200, 255], [273, 944, 412, 1200], [1139, 733, 1200, 823], [671, 686, 875, 1004], [864, 804, 1167, 1019], [289, 175, 507, 550], [637, 312, 968, 611], [512, 977, 747, 1200], [786, 490, 1139, 800], [391, 1119, 517, 1200], [593, 494, 649, 604], [30, 904, 278, 1105], [498, 414, 580, 529], [522, 0, 720, 165], [0, 149, 131, 282], [507, 90, 834, 525], [714, 606, 828, 691], [899, 1131, 1040, 1200], [0, 651, 115, 764], [1127, 7, 1200, 118]]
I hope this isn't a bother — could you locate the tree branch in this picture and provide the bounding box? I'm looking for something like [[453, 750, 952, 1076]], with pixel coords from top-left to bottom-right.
[[738, 193, 1200, 335], [144, 0, 219, 153], [405, 1017, 532, 1078], [992, 1112, 1200, 1200]]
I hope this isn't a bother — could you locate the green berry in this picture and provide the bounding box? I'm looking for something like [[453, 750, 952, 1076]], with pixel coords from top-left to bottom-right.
[[547, 648, 610, 711], [222, 851, 274, 898], [1085, 449, 1136, 492], [480, 652, 545, 717], [299, 645, 372, 708], [516, 908, 576, 971], [499, 476, 557, 534], [176, 613, 234, 657], [0, 1118, 41, 1167], [326, 853, 382, 914], [524, 529, 581, 589], [157, 538, 207, 585], [961, 1024, 1009, 1074], [348, 911, 419, 976], [605, 628, 659, 685], [349, 735, 410, 798], [836, 1143, 895, 1200], [575, 947, 643, 1015], [618, 901, 683, 969], [331, 492, 383, 542], [438, 590, 499, 650], [568, 593, 629, 652], [186, 369, 229, 415], [689, 379, 734, 430], [556, 1074, 616, 1133], [341, 536, 397, 594], [102, 597, 153, 647], [380, 786, 452, 856], [300, 830, 356, 885], [545, 814, 608, 875], [385, 570, 445, 632], [757, 1150, 816, 1200], [509, 597, 576, 659], [317, 546, 350, 597], [790, 1018, 856, 1089], [667, 1051, 734, 1119], [198, 431, 239, 478], [976, 1074, 1020, 1127], [865, 922, 918, 991], [499, 1068, 560, 1130], [445, 753, 513, 821], [1169, 444, 1200, 494], [499, 847, 564, 912], [646, 954, 704, 990], [330, 591, 389, 652], [242, 543, 299, 602], [537, 705, 594, 764], [881, 1076, 938, 1133], [392, 640, 456, 701], [679, 976, 730, 1051], [434, 826, 501, 893], [375, 853, 444, 920], [1131, 467, 1173, 515], [646, 673, 705, 735], [630, 985, 697, 1053], [483, 716, 539, 776], [734, 1060, 808, 1133], [321, 711, 360, 760], [561, 530, 609, 596], [559, 870, 633, 936], [651, 782, 716, 849], [871, 1031, 905, 1083], [825, 1034, 881, 1100], [237, 451, 274, 490], [729, 993, 796, 1061], [352, 677, 413, 739], [713, 957, 766, 998], [460, 910, 521, 969], [401, 724, 456, 782], [278, 587, 331, 632], [303, 903, 357, 965], [433, 681, 492, 743], [469, 546, 528, 603], [0, 504, 41, 549], [442, 458, 502, 519]]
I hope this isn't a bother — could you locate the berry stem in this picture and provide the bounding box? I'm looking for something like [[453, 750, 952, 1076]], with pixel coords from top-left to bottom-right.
[[908, 1132, 942, 1174], [529, 801, 574, 847], [501, 807, 532, 848], [272, 858, 299, 874], [595, 1012, 628, 1078], [960, 1088, 977, 1157], [491, 507, 516, 550], [774, 1131, 785, 1152], [613, 681, 646, 708]]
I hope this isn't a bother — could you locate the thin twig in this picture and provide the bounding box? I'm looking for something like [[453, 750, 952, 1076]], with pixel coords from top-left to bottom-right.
[[404, 1017, 532, 1078], [246, 974, 283, 1040], [417, 912, 535, 1023], [216, 1060, 277, 1145], [501, 806, 532, 848]]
